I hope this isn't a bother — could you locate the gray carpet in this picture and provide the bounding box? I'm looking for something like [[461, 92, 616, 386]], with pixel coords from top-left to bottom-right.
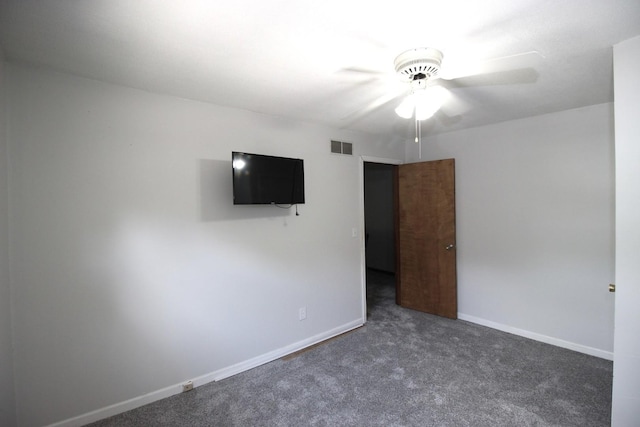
[[89, 270, 612, 426]]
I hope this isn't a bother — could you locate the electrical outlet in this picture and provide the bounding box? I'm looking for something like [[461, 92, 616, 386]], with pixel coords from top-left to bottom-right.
[[182, 381, 194, 392], [299, 306, 307, 321]]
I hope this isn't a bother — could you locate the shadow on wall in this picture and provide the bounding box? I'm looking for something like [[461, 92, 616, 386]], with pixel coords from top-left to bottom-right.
[[199, 159, 294, 222]]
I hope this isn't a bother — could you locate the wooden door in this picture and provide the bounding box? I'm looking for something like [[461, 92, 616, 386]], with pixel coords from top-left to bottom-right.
[[396, 159, 457, 319]]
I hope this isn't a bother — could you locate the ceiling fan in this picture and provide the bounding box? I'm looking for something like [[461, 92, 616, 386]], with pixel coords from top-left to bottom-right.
[[342, 47, 541, 148], [392, 47, 448, 121]]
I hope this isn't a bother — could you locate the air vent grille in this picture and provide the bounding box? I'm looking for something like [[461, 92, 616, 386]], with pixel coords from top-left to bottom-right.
[[330, 140, 353, 155], [331, 140, 342, 154]]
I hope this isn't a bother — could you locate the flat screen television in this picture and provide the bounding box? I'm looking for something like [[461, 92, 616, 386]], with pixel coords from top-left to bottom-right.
[[232, 152, 305, 205]]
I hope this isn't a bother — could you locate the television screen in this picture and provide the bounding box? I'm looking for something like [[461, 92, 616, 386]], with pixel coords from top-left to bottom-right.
[[232, 152, 305, 205]]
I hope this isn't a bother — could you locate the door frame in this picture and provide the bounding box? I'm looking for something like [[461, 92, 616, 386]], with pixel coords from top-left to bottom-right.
[[358, 156, 403, 323]]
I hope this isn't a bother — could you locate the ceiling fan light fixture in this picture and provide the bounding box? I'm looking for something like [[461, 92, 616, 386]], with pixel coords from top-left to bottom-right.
[[416, 86, 448, 119], [394, 96, 415, 119], [392, 48, 449, 121], [395, 86, 449, 120], [415, 103, 437, 120]]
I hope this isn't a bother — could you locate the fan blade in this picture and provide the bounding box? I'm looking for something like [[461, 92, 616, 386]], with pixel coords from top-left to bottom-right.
[[339, 66, 387, 76], [436, 87, 472, 116], [438, 67, 539, 89], [341, 88, 405, 125], [439, 50, 544, 81], [435, 109, 463, 127]]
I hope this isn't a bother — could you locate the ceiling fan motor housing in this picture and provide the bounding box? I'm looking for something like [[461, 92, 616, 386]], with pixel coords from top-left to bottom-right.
[[394, 48, 443, 80]]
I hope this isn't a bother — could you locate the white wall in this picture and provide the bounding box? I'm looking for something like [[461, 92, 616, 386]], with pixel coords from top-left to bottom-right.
[[406, 104, 615, 358], [0, 53, 18, 426], [612, 35, 640, 427], [5, 64, 404, 427]]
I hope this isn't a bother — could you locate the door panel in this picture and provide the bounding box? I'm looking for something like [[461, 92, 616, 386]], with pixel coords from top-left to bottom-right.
[[396, 159, 457, 319]]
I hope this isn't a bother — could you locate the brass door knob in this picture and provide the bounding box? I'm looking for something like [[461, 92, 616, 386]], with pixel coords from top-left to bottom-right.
[[609, 284, 616, 293]]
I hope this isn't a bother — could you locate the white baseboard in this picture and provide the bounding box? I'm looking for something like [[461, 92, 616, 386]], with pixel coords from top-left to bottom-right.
[[47, 319, 364, 427], [212, 319, 364, 381], [458, 313, 614, 361]]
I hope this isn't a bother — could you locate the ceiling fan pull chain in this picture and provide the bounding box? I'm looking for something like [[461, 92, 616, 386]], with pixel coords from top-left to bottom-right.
[[415, 116, 422, 159], [419, 119, 422, 159]]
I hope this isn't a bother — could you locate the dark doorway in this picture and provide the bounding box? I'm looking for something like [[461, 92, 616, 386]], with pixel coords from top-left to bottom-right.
[[364, 162, 396, 315]]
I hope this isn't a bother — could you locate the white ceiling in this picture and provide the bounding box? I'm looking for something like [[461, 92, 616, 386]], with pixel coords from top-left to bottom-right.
[[1, 0, 639, 139]]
